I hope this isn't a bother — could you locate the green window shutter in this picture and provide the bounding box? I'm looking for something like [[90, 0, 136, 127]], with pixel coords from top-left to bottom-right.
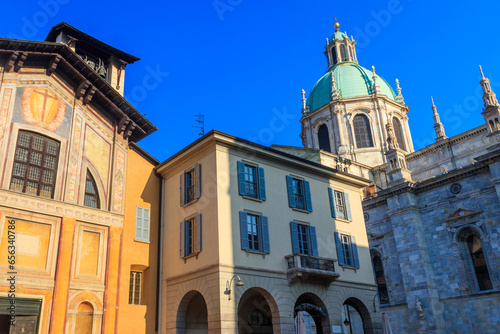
[[309, 225, 319, 256], [261, 215, 270, 254], [290, 221, 300, 254], [239, 211, 250, 250], [304, 180, 313, 212], [286, 176, 296, 208], [237, 161, 246, 196], [335, 232, 345, 265], [328, 188, 337, 218], [180, 174, 185, 205], [344, 192, 352, 221], [258, 167, 266, 200], [136, 207, 143, 240], [194, 214, 202, 253], [351, 236, 360, 268], [180, 221, 185, 257]]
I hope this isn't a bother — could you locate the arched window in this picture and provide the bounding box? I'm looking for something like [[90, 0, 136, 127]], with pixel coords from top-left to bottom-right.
[[340, 45, 347, 62], [353, 114, 373, 148], [489, 120, 495, 132], [332, 45, 337, 65], [457, 227, 493, 292], [495, 118, 500, 130], [372, 256, 389, 304], [392, 118, 406, 150], [317, 124, 331, 152], [331, 47, 338, 65], [466, 234, 492, 291], [84, 171, 100, 208], [347, 45, 353, 61]]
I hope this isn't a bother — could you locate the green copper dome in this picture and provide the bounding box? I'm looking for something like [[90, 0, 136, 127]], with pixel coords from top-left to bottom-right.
[[329, 31, 348, 43], [306, 63, 397, 112]]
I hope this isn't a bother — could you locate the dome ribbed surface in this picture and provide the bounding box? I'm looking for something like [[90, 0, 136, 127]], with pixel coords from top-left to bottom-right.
[[306, 63, 396, 112]]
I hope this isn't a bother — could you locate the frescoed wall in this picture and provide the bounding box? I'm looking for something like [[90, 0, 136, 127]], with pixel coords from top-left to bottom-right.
[[11, 86, 73, 138]]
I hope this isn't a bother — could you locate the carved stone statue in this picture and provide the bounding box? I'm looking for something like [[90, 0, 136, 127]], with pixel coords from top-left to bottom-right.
[[416, 299, 424, 320]]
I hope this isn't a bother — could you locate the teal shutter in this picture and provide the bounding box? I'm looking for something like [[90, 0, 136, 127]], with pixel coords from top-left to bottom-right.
[[344, 192, 352, 221], [258, 167, 266, 200], [237, 161, 246, 196], [136, 207, 143, 240], [290, 221, 300, 254], [239, 211, 249, 250], [335, 232, 345, 265], [309, 226, 319, 256], [351, 236, 360, 268], [286, 176, 296, 208], [180, 221, 185, 257], [194, 214, 202, 253], [304, 180, 312, 212], [261, 215, 270, 254], [328, 188, 337, 218], [180, 174, 184, 205], [195, 163, 202, 199]]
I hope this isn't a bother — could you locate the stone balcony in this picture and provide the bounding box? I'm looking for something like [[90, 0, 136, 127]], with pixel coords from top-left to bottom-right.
[[285, 254, 340, 285]]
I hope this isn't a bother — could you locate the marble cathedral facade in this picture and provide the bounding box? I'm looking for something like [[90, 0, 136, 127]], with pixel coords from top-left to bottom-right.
[[280, 20, 500, 333]]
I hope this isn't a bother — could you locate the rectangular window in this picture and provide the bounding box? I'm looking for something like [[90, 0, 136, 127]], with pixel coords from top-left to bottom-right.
[[135, 207, 150, 242], [239, 211, 270, 253], [290, 221, 318, 256], [128, 271, 142, 305], [328, 188, 352, 221], [286, 176, 312, 212], [180, 214, 202, 258], [237, 161, 266, 200], [10, 131, 60, 199], [334, 232, 359, 268], [180, 164, 202, 206]]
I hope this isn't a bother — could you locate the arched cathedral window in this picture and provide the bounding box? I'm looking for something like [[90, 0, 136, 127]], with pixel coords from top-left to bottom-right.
[[340, 45, 347, 62], [392, 118, 406, 150], [353, 114, 374, 148], [372, 255, 389, 304], [317, 124, 331, 152], [331, 47, 337, 65], [457, 227, 493, 292], [84, 170, 100, 208]]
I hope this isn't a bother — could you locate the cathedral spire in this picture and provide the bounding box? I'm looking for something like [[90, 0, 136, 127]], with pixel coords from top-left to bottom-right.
[[431, 97, 447, 141], [371, 66, 381, 95], [479, 65, 500, 133], [395, 79, 405, 104]]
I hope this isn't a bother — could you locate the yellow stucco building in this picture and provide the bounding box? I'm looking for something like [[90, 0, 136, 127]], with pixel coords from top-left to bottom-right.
[[0, 23, 159, 333]]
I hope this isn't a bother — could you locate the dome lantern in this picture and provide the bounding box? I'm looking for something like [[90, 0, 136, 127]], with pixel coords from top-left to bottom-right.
[[325, 18, 358, 69]]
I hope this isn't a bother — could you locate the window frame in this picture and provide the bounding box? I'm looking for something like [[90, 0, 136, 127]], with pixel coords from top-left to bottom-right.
[[135, 207, 151, 243], [372, 255, 390, 304], [290, 221, 318, 256], [239, 211, 270, 254], [180, 163, 202, 206], [353, 114, 374, 148], [286, 175, 312, 212], [84, 170, 100, 209], [128, 271, 143, 305], [237, 161, 266, 201], [10, 130, 60, 199], [335, 232, 360, 268], [180, 214, 202, 258], [328, 188, 352, 221]]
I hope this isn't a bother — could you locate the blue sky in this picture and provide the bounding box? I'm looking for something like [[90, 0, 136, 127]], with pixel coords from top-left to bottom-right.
[[2, 0, 500, 161]]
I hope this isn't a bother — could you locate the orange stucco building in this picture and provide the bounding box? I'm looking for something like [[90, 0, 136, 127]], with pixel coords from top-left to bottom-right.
[[0, 23, 159, 333]]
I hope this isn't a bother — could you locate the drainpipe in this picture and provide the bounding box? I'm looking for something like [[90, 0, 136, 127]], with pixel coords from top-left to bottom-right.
[[157, 177, 165, 333]]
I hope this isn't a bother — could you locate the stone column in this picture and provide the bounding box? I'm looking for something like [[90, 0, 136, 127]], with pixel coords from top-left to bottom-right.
[[103, 226, 123, 333], [49, 217, 76, 334]]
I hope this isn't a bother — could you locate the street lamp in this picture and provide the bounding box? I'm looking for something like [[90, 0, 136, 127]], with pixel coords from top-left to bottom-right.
[[224, 275, 244, 300]]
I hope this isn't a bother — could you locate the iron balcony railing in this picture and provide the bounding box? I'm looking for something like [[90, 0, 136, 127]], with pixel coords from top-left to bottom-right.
[[294, 194, 305, 210], [245, 181, 258, 198]]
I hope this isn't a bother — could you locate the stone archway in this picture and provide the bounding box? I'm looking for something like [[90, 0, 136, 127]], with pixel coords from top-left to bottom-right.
[[294, 293, 330, 334], [176, 291, 208, 334], [342, 297, 373, 334], [237, 287, 280, 334]]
